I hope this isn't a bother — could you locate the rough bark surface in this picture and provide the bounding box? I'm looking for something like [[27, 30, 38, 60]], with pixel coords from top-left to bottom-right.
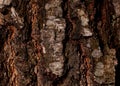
[[0, 0, 119, 86]]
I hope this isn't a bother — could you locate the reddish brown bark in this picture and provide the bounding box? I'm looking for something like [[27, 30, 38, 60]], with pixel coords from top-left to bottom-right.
[[0, 0, 119, 86]]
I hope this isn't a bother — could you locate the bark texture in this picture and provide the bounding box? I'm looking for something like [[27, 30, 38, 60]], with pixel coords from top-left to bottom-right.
[[0, 0, 119, 86]]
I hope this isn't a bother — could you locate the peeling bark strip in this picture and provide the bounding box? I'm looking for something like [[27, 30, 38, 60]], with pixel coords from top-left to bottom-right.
[[41, 0, 66, 77], [0, 0, 12, 8]]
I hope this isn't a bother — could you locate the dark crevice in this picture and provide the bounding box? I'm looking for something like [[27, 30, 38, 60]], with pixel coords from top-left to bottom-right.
[[0, 8, 9, 15], [24, 17, 32, 42], [94, 2, 103, 40], [0, 26, 9, 52], [94, 0, 109, 55]]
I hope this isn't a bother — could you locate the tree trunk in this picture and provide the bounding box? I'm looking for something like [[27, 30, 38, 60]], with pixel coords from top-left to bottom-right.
[[0, 0, 119, 86]]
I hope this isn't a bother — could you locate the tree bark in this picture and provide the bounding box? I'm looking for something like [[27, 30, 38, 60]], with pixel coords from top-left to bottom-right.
[[0, 0, 119, 86]]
